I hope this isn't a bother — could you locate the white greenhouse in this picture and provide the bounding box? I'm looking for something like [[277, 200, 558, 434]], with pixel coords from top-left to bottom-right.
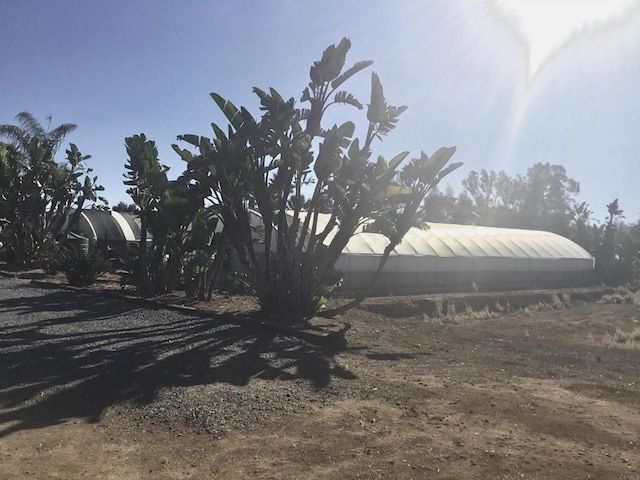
[[67, 209, 595, 295], [334, 221, 595, 295], [66, 209, 145, 250]]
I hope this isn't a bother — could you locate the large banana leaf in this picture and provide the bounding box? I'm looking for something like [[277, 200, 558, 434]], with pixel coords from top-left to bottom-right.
[[210, 93, 243, 131], [331, 60, 373, 90]]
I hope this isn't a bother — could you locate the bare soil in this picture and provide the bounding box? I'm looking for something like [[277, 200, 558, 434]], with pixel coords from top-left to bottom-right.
[[1, 274, 639, 479]]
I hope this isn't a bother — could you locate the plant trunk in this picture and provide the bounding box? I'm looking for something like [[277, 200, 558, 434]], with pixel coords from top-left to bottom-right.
[[320, 241, 396, 318]]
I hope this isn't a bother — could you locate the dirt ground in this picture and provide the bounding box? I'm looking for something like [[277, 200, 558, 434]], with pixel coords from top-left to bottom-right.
[[1, 277, 639, 479]]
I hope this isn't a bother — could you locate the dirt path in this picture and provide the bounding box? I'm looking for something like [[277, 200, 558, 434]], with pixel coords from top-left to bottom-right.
[[1, 279, 639, 479]]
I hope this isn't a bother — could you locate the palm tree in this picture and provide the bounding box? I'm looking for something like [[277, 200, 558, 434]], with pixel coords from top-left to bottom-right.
[[0, 112, 76, 158], [572, 201, 593, 226], [0, 113, 103, 267], [605, 198, 624, 229], [570, 201, 594, 250], [595, 199, 626, 285]]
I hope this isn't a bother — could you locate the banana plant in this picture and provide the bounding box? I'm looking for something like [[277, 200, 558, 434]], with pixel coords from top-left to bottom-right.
[[175, 39, 461, 324], [323, 147, 462, 317], [124, 134, 205, 295]]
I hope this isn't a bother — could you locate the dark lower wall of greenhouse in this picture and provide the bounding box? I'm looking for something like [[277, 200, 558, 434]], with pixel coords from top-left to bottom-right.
[[335, 269, 596, 297]]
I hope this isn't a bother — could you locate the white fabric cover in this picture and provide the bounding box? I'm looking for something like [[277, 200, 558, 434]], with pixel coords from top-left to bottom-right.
[[337, 222, 594, 273]]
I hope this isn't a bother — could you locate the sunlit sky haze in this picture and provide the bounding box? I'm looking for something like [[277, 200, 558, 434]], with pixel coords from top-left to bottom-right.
[[493, 0, 640, 81], [1, 0, 639, 223]]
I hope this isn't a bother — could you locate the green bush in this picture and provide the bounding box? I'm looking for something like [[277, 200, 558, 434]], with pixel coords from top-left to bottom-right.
[[62, 248, 111, 287], [33, 239, 65, 275]]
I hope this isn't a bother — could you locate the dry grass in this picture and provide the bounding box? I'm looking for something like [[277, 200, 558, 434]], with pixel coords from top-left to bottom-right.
[[598, 288, 640, 306], [600, 289, 640, 349], [424, 298, 500, 324], [424, 294, 575, 323], [520, 301, 554, 316], [605, 326, 640, 349]]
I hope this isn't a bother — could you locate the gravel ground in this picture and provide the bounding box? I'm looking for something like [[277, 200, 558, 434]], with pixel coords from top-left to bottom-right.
[[0, 277, 355, 437]]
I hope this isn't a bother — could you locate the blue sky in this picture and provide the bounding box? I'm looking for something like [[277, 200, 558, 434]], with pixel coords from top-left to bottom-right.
[[2, 0, 639, 223]]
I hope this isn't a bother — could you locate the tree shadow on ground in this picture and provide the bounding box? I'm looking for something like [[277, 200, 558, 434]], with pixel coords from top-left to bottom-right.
[[0, 282, 355, 438]]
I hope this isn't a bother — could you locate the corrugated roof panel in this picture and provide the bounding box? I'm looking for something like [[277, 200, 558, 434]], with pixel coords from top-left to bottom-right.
[[398, 231, 439, 256], [540, 237, 567, 257], [283, 212, 593, 263], [426, 234, 457, 256], [501, 237, 532, 257], [488, 238, 518, 257], [519, 237, 553, 257], [456, 236, 488, 256], [439, 233, 471, 256], [343, 233, 389, 254], [548, 234, 578, 257], [468, 237, 502, 257], [394, 234, 421, 255]]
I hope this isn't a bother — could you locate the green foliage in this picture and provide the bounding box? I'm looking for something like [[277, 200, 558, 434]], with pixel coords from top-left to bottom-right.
[[1, 112, 77, 154], [33, 238, 65, 275], [592, 199, 640, 286], [176, 38, 460, 322], [112, 201, 139, 213], [570, 201, 595, 251], [180, 210, 226, 300], [419, 186, 476, 224], [0, 113, 106, 267], [459, 163, 580, 235], [123, 134, 206, 296], [61, 247, 111, 287]]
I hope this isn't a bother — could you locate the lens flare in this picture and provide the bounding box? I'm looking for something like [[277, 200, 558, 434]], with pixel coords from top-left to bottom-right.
[[493, 0, 640, 81]]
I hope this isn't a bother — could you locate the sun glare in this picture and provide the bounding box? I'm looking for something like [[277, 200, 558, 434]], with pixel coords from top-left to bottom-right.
[[493, 0, 640, 80]]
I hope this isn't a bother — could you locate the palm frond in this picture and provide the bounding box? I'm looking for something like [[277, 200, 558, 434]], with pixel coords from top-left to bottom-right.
[[15, 112, 45, 138]]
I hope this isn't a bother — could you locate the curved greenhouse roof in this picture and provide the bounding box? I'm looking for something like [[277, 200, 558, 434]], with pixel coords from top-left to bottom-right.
[[68, 209, 144, 244], [342, 222, 592, 262], [278, 212, 595, 294], [333, 220, 594, 295], [291, 212, 591, 263]]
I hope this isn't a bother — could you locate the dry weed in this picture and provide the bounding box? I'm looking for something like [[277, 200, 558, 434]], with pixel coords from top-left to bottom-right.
[[604, 327, 640, 349], [598, 287, 639, 305], [423, 292, 574, 323]]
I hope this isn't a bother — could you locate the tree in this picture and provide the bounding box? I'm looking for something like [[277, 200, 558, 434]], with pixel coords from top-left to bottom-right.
[[123, 134, 207, 295], [570, 201, 594, 251], [0, 112, 77, 155], [594, 198, 625, 285], [0, 113, 106, 267], [461, 163, 580, 235], [462, 169, 499, 224], [520, 163, 579, 235], [419, 186, 475, 224], [613, 220, 640, 286], [174, 39, 461, 323], [112, 201, 139, 213], [462, 169, 526, 227]]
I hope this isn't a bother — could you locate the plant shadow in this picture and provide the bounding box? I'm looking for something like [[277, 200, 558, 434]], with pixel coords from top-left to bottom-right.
[[0, 281, 355, 438]]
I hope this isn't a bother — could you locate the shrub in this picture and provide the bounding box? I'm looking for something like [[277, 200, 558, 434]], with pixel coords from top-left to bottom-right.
[[62, 248, 111, 287], [598, 288, 637, 305], [33, 238, 65, 275], [606, 327, 640, 348]]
